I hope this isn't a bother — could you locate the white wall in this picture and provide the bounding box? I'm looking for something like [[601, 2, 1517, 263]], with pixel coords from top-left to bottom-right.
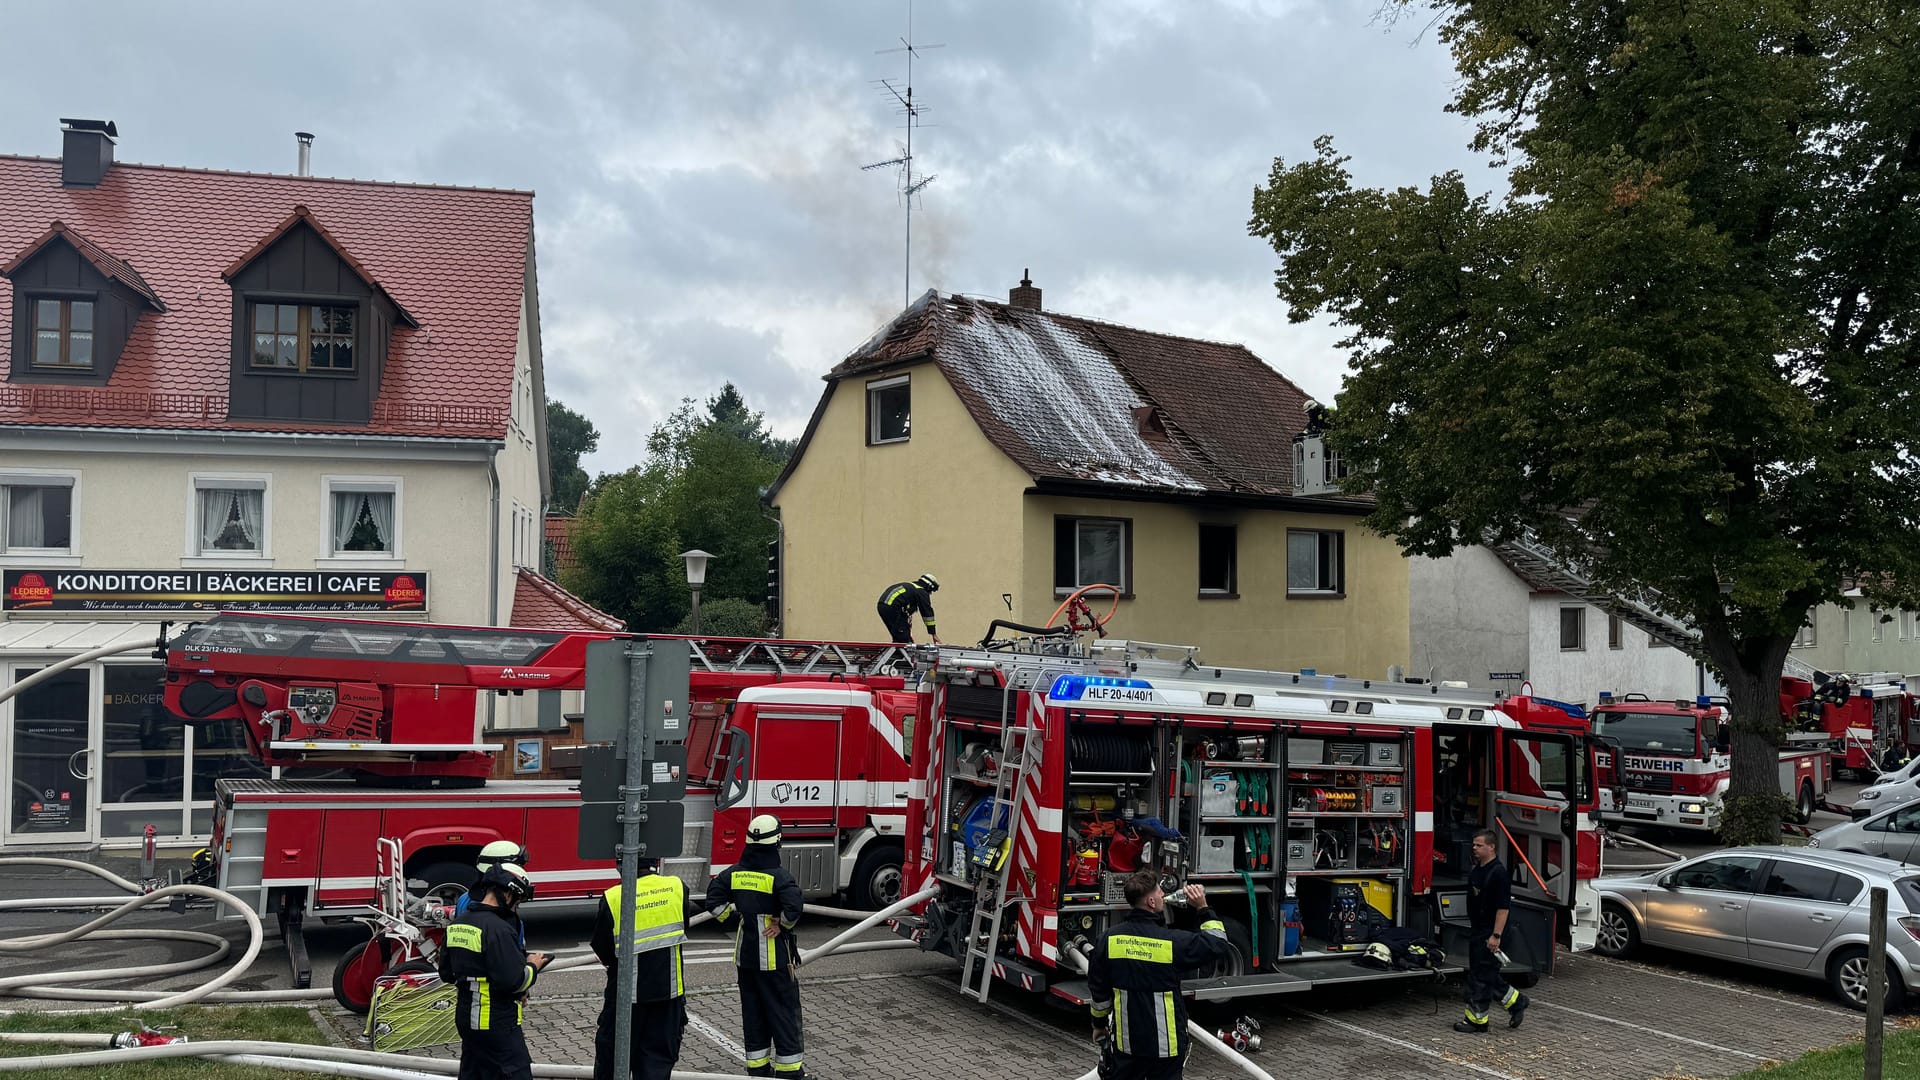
[[1526, 596, 1711, 705], [1408, 548, 1531, 687]]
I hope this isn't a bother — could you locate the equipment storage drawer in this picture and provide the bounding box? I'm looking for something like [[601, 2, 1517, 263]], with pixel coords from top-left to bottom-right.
[[781, 843, 837, 898], [1196, 834, 1237, 873]]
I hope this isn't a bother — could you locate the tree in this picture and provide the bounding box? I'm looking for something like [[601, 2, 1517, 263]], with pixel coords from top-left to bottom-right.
[[565, 389, 792, 633], [546, 401, 600, 514], [672, 597, 771, 638], [1249, 1, 1920, 843]]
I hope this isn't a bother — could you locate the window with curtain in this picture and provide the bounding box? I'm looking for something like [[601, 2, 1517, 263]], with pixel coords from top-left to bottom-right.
[[1286, 529, 1344, 595], [331, 489, 395, 554], [1053, 517, 1130, 593], [2, 482, 74, 551], [196, 487, 264, 553]]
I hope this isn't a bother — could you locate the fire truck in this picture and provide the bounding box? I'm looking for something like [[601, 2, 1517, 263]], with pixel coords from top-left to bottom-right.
[[890, 639, 1604, 1004], [1591, 693, 1835, 831], [1779, 672, 1915, 779], [163, 612, 921, 996]]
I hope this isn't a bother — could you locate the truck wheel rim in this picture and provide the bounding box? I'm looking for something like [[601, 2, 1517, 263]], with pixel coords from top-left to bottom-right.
[[873, 865, 903, 906], [1597, 911, 1629, 953]]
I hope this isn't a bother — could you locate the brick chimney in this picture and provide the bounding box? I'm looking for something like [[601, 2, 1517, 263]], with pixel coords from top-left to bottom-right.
[[60, 118, 117, 188], [1009, 269, 1042, 312]]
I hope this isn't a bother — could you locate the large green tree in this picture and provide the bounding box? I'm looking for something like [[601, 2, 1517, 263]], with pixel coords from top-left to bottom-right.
[[546, 401, 600, 514], [1250, 0, 1920, 842], [565, 385, 790, 633]]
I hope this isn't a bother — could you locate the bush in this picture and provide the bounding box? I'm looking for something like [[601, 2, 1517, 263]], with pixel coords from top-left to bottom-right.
[[673, 597, 770, 638], [1718, 790, 1793, 847]]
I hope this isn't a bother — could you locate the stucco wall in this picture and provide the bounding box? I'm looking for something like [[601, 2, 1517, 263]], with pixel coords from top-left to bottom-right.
[[1525, 596, 1710, 705], [1408, 548, 1531, 687], [1792, 602, 1920, 677], [773, 362, 1033, 644]]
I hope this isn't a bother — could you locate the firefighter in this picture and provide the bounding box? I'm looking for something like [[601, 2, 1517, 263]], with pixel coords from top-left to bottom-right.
[[1087, 872, 1231, 1079], [1454, 828, 1530, 1034], [591, 858, 702, 1080], [705, 813, 807, 1078], [442, 862, 552, 1080], [876, 573, 941, 644]]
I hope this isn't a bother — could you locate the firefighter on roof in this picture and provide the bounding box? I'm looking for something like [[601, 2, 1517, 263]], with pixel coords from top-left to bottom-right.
[[441, 862, 551, 1080], [1088, 872, 1231, 1079], [591, 857, 703, 1080], [876, 573, 941, 644], [706, 813, 808, 1077], [1455, 828, 1530, 1034]]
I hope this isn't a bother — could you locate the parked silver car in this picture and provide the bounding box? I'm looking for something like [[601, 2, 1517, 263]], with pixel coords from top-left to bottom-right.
[[1849, 761, 1920, 819], [1809, 802, 1920, 863], [1593, 846, 1920, 1009]]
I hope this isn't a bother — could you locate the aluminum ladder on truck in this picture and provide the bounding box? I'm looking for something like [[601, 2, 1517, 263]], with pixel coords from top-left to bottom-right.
[[957, 718, 1041, 1004]]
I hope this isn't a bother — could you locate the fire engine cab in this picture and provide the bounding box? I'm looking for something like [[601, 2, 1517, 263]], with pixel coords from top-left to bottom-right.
[[163, 613, 921, 988], [1592, 693, 1834, 831], [894, 639, 1603, 1004]]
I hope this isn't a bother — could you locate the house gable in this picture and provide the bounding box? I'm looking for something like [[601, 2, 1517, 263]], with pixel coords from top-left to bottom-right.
[[4, 224, 161, 385]]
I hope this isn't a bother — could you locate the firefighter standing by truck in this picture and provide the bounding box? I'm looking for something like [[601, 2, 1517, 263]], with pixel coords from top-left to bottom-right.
[[876, 574, 941, 644], [1455, 828, 1530, 1034], [1087, 872, 1232, 1079], [442, 863, 552, 1080], [706, 814, 808, 1078], [591, 858, 702, 1080]]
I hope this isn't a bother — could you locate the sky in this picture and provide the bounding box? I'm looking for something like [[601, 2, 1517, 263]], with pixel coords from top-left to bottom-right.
[[0, 0, 1486, 475]]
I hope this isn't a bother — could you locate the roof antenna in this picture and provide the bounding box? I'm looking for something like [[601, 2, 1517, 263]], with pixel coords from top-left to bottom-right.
[[862, 0, 942, 310]]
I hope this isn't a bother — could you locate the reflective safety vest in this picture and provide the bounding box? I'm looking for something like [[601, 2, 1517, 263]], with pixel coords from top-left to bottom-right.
[[605, 874, 690, 1000]]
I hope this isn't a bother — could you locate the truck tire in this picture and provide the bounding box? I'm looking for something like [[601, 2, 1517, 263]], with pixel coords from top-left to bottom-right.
[[1595, 902, 1639, 958], [850, 842, 905, 910], [333, 938, 390, 1014], [1795, 782, 1816, 824], [1828, 947, 1907, 1012], [1200, 915, 1255, 978]]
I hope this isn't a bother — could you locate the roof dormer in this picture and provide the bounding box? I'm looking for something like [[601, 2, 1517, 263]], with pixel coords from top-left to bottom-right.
[[4, 220, 165, 385], [222, 205, 417, 426]]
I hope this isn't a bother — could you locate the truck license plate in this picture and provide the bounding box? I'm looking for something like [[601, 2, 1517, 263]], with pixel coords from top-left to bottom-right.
[[1625, 797, 1658, 815]]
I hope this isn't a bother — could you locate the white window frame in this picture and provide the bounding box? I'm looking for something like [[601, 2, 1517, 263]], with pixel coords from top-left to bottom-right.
[[183, 474, 272, 566], [319, 475, 404, 570], [866, 375, 911, 445], [1055, 517, 1130, 596], [1285, 528, 1345, 597], [1559, 606, 1586, 652], [1607, 613, 1624, 650], [1794, 616, 1817, 648], [1875, 615, 1884, 643], [0, 468, 81, 565], [1843, 608, 1853, 645]]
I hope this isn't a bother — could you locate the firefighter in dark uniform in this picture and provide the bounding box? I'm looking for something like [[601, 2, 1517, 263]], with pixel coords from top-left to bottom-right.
[[442, 863, 552, 1080], [876, 574, 941, 644], [705, 814, 808, 1078], [1087, 872, 1232, 1079], [591, 858, 702, 1080], [1454, 827, 1530, 1033]]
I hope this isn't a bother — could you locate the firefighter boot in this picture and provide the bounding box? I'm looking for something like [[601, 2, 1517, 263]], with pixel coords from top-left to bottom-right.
[[1506, 990, 1529, 1029], [1453, 1007, 1490, 1035]]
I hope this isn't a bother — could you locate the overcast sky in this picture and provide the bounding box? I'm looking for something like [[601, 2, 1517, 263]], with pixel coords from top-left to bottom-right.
[[1, 0, 1482, 474]]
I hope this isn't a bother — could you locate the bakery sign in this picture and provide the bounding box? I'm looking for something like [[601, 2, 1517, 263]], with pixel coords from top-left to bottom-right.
[[3, 570, 429, 613]]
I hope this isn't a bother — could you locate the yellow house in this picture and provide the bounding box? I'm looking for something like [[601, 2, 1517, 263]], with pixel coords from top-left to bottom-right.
[[768, 277, 1410, 676]]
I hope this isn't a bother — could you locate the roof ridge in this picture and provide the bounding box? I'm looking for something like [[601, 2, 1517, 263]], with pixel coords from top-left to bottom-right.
[[0, 153, 535, 198]]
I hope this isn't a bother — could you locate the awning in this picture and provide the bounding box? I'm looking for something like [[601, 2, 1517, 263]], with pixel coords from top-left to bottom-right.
[[0, 619, 169, 657]]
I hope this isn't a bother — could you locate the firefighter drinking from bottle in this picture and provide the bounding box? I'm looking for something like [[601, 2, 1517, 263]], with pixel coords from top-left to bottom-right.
[[706, 814, 808, 1077], [1088, 872, 1231, 1079]]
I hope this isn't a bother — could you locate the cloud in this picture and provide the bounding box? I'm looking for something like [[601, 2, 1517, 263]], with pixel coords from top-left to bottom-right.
[[0, 0, 1482, 475]]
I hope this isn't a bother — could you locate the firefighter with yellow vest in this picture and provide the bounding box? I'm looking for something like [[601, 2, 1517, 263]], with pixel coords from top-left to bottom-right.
[[1087, 872, 1231, 1080], [591, 857, 702, 1080], [441, 863, 551, 1080], [705, 814, 807, 1078]]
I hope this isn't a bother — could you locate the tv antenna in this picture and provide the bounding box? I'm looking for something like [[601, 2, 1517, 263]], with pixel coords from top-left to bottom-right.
[[862, 0, 942, 309]]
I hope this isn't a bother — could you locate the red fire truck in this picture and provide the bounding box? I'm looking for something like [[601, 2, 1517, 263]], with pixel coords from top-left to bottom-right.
[[1779, 673, 1915, 779], [1591, 693, 1835, 831], [891, 640, 1604, 1004], [163, 613, 921, 996]]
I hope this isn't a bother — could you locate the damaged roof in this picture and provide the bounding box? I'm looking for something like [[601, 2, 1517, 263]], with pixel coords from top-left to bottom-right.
[[778, 289, 1332, 503]]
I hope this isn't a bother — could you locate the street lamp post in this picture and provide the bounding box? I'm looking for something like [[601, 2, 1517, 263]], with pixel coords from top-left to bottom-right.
[[681, 549, 713, 634]]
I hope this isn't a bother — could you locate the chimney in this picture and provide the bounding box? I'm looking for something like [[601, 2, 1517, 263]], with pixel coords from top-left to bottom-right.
[[295, 131, 315, 176], [1009, 269, 1042, 312], [59, 118, 117, 188]]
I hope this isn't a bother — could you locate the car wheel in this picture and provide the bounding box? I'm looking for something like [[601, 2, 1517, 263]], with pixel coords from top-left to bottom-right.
[[1828, 948, 1908, 1012], [1595, 902, 1639, 958]]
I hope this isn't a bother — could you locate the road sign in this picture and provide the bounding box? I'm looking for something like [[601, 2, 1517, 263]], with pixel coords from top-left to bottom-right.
[[1489, 671, 1524, 681]]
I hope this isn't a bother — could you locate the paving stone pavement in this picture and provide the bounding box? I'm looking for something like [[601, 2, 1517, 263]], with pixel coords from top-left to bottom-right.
[[319, 949, 1879, 1080]]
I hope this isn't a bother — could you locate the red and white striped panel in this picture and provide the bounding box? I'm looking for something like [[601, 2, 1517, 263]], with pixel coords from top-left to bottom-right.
[[1010, 691, 1061, 964]]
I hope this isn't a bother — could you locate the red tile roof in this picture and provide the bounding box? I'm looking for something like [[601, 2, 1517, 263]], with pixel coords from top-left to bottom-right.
[[3, 221, 166, 311], [510, 569, 624, 632], [544, 514, 578, 576], [0, 155, 531, 437], [221, 205, 417, 326], [778, 290, 1341, 503]]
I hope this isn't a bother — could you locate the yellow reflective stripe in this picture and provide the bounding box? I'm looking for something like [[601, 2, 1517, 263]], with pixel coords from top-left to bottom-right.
[[672, 946, 685, 997], [446, 924, 484, 952], [732, 871, 775, 894], [1198, 920, 1225, 934], [1107, 934, 1174, 963], [1112, 989, 1128, 1052], [517, 964, 535, 993], [1161, 991, 1178, 1056], [475, 978, 491, 1031], [885, 586, 907, 605], [760, 915, 779, 969], [1089, 1000, 1112, 1019]]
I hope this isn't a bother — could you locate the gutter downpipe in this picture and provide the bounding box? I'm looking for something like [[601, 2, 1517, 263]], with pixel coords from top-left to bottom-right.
[[486, 441, 504, 728]]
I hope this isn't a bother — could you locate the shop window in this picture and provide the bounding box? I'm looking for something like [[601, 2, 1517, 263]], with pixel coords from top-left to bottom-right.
[[101, 665, 184, 806]]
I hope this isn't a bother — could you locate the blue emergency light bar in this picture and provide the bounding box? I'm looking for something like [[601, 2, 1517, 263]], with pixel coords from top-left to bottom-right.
[[1048, 674, 1155, 701]]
